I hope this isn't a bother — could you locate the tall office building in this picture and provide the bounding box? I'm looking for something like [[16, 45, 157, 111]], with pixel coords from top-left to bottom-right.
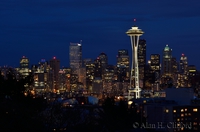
[[150, 54, 160, 79], [85, 61, 95, 92], [171, 57, 178, 87], [180, 54, 188, 74], [32, 59, 51, 92], [69, 43, 82, 82], [19, 56, 30, 78], [94, 57, 102, 78], [98, 52, 108, 71], [162, 45, 172, 78], [187, 65, 197, 87], [148, 54, 161, 90], [177, 54, 188, 88], [103, 65, 115, 94], [49, 57, 60, 90], [172, 57, 178, 73], [116, 49, 129, 82], [144, 60, 156, 90], [98, 53, 108, 80], [62, 67, 71, 91], [138, 39, 146, 88], [92, 77, 103, 95], [70, 74, 78, 91]]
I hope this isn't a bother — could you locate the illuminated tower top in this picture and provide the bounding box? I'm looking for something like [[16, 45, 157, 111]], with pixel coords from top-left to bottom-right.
[[126, 23, 144, 36], [20, 56, 29, 68]]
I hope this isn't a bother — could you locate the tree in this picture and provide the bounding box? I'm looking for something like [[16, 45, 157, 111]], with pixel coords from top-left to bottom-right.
[[0, 68, 46, 131]]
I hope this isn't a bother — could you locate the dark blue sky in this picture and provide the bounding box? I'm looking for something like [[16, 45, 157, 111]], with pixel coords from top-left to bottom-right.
[[1, 0, 200, 69]]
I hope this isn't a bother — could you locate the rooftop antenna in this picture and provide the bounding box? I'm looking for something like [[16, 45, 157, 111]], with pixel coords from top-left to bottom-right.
[[80, 40, 82, 45], [134, 18, 136, 26]]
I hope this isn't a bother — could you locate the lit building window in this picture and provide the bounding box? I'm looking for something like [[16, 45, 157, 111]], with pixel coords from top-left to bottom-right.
[[185, 108, 187, 111], [181, 109, 184, 112], [181, 114, 184, 117], [177, 118, 180, 121], [193, 108, 198, 112], [165, 109, 169, 113], [173, 110, 176, 113]]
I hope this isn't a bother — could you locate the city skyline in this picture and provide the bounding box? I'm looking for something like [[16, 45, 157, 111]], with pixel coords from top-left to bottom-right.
[[1, 0, 200, 68]]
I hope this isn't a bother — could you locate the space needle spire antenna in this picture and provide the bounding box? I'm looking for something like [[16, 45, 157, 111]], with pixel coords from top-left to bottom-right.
[[126, 19, 144, 100], [134, 18, 136, 26]]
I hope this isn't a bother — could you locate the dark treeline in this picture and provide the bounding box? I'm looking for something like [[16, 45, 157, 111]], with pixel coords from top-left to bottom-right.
[[0, 68, 146, 132], [0, 68, 46, 131]]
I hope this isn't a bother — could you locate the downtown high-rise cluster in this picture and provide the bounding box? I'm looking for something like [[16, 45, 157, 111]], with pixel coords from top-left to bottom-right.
[[0, 39, 199, 98], [1, 24, 200, 131]]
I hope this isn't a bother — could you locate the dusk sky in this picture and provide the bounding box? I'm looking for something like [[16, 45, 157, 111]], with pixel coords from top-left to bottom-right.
[[1, 0, 200, 69]]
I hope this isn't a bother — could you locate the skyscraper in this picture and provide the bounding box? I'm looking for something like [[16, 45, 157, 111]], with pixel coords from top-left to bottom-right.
[[69, 43, 82, 81], [126, 21, 144, 99], [138, 39, 146, 88], [116, 49, 129, 82], [180, 54, 188, 74], [177, 54, 188, 87], [98, 52, 108, 70], [85, 60, 95, 91], [50, 57, 60, 90], [103, 65, 115, 94], [150, 54, 161, 82], [98, 52, 108, 81], [32, 59, 50, 92], [162, 44, 172, 78], [94, 57, 102, 78], [19, 56, 30, 77]]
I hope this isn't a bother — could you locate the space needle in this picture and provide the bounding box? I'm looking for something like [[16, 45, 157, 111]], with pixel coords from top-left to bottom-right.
[[126, 19, 144, 99]]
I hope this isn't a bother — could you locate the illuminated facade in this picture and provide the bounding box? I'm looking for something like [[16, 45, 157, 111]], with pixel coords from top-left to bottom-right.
[[177, 54, 188, 87], [62, 67, 71, 91], [162, 44, 172, 78], [116, 49, 129, 82], [148, 54, 161, 90], [150, 54, 160, 79], [94, 57, 102, 78], [126, 23, 144, 99], [58, 69, 68, 91], [103, 65, 115, 94], [32, 59, 50, 91], [187, 65, 197, 87], [98, 52, 108, 71], [19, 56, 30, 77], [180, 54, 188, 74], [70, 74, 78, 91], [79, 67, 86, 88], [171, 57, 178, 86], [85, 60, 95, 92], [98, 53, 108, 82], [138, 39, 146, 88], [69, 43, 82, 81], [92, 77, 103, 95]]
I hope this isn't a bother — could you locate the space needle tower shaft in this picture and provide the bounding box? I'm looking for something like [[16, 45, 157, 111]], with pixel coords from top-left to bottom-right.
[[126, 19, 144, 99]]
